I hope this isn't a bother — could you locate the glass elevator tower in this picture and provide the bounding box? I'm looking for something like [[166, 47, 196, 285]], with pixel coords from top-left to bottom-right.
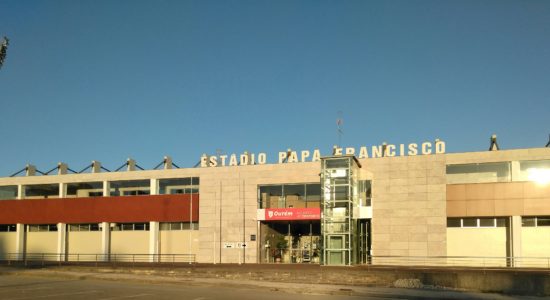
[[320, 156, 360, 265]]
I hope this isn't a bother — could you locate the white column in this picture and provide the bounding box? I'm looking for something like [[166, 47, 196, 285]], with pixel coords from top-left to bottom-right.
[[103, 181, 110, 197], [59, 183, 66, 198], [149, 221, 160, 262], [57, 223, 66, 261], [150, 179, 159, 195], [15, 224, 25, 260], [101, 222, 110, 261], [511, 216, 522, 266], [15, 186, 25, 260], [17, 184, 24, 199]]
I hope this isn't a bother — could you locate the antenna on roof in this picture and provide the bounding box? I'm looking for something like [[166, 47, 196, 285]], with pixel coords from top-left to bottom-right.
[[336, 111, 343, 147], [489, 134, 500, 151]]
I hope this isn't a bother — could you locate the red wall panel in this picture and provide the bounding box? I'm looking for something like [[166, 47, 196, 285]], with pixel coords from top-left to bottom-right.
[[0, 194, 199, 224]]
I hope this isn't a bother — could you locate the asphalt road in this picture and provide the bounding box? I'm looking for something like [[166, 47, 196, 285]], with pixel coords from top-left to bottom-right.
[[0, 274, 541, 300], [0, 276, 354, 300]]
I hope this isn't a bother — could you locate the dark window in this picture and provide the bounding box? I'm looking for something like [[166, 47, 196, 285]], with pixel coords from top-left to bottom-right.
[[0, 224, 16, 232], [496, 218, 507, 227], [462, 218, 477, 227], [0, 185, 18, 200], [522, 217, 536, 227], [479, 218, 495, 227], [447, 218, 461, 227], [537, 217, 550, 227]]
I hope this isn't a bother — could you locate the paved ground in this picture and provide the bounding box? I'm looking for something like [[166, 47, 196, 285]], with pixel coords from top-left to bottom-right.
[[0, 268, 545, 300]]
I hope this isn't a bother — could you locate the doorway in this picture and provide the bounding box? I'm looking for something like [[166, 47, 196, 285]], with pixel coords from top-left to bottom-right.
[[358, 219, 372, 264], [260, 221, 321, 264]]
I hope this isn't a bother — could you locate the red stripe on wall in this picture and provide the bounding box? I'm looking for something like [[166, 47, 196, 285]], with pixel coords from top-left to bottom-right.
[[0, 194, 199, 224]]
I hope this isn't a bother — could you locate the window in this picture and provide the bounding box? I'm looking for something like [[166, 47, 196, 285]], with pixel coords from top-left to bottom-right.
[[159, 178, 199, 195], [0, 224, 16, 232], [284, 184, 305, 208], [28, 224, 57, 232], [0, 186, 17, 200], [538, 217, 550, 226], [68, 224, 100, 231], [447, 218, 507, 228], [109, 180, 150, 196], [447, 218, 461, 227], [24, 184, 59, 199], [462, 218, 477, 227], [66, 182, 103, 198], [518, 160, 550, 183], [522, 216, 550, 227], [111, 223, 150, 231], [160, 222, 198, 230], [258, 183, 321, 209], [479, 218, 496, 227], [522, 217, 535, 227], [446, 162, 511, 184]]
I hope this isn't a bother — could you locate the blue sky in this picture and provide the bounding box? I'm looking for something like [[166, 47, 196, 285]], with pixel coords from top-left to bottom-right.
[[0, 0, 549, 175]]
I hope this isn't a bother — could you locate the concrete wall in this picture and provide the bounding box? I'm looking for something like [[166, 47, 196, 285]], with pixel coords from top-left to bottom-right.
[[447, 227, 507, 266], [522, 227, 550, 257], [26, 232, 57, 254], [67, 231, 102, 256], [160, 230, 199, 255], [0, 232, 16, 255], [111, 231, 148, 254]]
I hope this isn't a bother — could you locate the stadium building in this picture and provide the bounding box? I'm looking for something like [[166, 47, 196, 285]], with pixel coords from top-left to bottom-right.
[[0, 138, 549, 266]]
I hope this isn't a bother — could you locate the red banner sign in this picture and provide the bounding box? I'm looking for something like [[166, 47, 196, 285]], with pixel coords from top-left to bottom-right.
[[264, 208, 321, 221]]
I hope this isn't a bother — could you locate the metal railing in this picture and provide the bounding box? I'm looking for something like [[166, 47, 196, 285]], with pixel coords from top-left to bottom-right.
[[369, 256, 550, 269], [0, 253, 195, 267]]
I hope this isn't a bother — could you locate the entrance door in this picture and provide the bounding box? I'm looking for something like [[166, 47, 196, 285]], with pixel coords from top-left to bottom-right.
[[357, 219, 371, 264], [260, 221, 321, 264]]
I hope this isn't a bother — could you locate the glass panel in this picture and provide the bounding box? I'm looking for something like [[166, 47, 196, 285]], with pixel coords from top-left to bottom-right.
[[446, 162, 511, 184], [447, 218, 461, 227], [0, 225, 16, 232], [522, 217, 536, 227], [159, 178, 199, 194], [329, 252, 343, 265], [334, 186, 349, 200], [0, 185, 17, 200], [496, 218, 507, 227], [134, 223, 146, 231], [537, 217, 550, 227], [325, 222, 349, 233], [259, 185, 282, 209], [24, 184, 59, 199], [462, 218, 477, 227], [284, 184, 305, 208], [66, 182, 103, 198], [518, 160, 550, 183], [109, 180, 150, 196], [305, 184, 321, 208], [325, 159, 349, 169], [479, 218, 495, 227], [160, 223, 171, 230]]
